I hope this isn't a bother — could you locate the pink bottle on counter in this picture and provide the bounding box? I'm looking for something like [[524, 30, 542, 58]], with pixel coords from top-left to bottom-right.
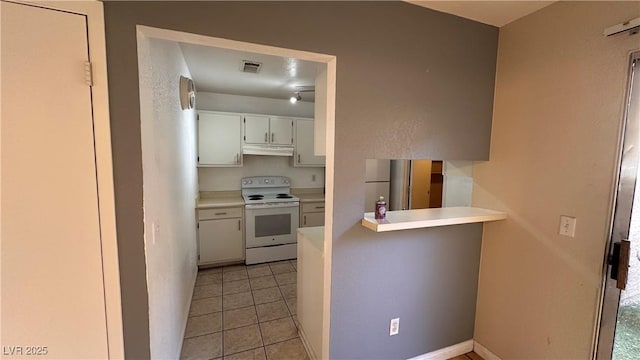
[[375, 196, 387, 220]]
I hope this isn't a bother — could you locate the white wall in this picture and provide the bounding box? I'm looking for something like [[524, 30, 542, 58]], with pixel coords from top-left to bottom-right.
[[472, 2, 640, 358], [199, 155, 325, 191], [197, 91, 314, 118], [138, 37, 199, 359], [443, 160, 473, 207]]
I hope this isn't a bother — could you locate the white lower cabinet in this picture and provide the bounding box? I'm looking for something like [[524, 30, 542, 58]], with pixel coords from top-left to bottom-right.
[[300, 201, 325, 228], [197, 207, 244, 266]]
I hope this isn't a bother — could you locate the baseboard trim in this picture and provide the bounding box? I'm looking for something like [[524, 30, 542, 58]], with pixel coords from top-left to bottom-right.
[[298, 326, 318, 360], [407, 339, 474, 360], [473, 341, 502, 360]]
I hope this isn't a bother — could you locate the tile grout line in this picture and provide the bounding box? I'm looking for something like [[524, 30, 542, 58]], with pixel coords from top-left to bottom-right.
[[246, 264, 265, 359], [221, 270, 225, 358], [273, 268, 298, 331]]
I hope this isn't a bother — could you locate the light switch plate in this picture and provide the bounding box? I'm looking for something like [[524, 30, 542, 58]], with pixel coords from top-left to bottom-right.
[[390, 318, 399, 336], [559, 215, 576, 237]]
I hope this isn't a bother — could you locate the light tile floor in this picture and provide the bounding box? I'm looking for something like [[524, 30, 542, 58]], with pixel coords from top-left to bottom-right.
[[181, 260, 309, 360]]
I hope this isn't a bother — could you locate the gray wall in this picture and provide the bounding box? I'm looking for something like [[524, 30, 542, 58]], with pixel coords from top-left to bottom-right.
[[103, 2, 498, 358]]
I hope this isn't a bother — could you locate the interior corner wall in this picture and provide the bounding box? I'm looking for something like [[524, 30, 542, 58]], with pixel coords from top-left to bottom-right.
[[443, 160, 474, 207], [472, 2, 640, 358], [138, 36, 198, 359], [103, 2, 498, 358]]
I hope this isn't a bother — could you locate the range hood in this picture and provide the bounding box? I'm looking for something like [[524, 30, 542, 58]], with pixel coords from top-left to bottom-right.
[[243, 144, 294, 157]]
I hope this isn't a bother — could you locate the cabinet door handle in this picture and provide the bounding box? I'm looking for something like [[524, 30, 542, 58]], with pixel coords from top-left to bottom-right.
[[264, 132, 268, 142], [236, 153, 240, 164], [315, 206, 324, 209], [238, 219, 241, 231], [271, 133, 274, 142], [298, 154, 301, 163], [303, 215, 307, 225], [215, 212, 227, 215]]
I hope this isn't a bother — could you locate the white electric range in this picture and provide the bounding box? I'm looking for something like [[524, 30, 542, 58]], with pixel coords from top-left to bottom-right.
[[242, 176, 300, 265]]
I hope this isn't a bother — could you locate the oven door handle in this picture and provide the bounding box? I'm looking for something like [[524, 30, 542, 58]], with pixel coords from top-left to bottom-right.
[[245, 202, 300, 210]]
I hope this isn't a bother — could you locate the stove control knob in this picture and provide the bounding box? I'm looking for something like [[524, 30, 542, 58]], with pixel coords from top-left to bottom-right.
[[248, 180, 252, 184], [283, 179, 289, 184], [264, 179, 270, 184], [242, 181, 247, 185]]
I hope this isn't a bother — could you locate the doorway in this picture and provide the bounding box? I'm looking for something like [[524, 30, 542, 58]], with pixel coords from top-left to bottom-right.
[[409, 160, 443, 209], [136, 25, 336, 359], [596, 51, 640, 359]]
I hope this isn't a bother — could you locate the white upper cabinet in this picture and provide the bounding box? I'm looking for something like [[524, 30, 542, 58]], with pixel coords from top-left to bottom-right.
[[244, 115, 293, 146], [243, 115, 270, 144], [270, 117, 294, 145], [198, 111, 242, 167], [295, 119, 325, 167]]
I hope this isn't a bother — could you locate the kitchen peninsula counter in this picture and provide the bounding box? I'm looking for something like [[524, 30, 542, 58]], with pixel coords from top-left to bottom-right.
[[297, 226, 325, 359], [362, 207, 507, 232]]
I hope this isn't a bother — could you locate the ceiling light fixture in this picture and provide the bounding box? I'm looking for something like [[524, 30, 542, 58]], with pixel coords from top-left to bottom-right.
[[289, 86, 314, 104], [290, 93, 302, 104]]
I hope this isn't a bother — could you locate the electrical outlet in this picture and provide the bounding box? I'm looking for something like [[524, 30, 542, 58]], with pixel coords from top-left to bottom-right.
[[559, 215, 576, 237], [389, 318, 399, 336]]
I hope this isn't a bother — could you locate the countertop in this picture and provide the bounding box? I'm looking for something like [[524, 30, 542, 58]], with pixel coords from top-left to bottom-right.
[[196, 191, 244, 209], [292, 188, 325, 203], [196, 189, 324, 208]]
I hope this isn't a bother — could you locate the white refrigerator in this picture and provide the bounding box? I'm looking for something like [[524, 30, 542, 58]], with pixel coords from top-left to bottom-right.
[[365, 159, 391, 212]]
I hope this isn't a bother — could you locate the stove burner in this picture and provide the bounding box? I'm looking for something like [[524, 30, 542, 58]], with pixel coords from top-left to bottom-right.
[[248, 195, 264, 200], [276, 194, 293, 199]]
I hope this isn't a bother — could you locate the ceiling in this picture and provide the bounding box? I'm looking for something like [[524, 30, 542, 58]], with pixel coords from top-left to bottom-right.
[[408, 1, 555, 27], [181, 2, 553, 100], [180, 43, 319, 102]]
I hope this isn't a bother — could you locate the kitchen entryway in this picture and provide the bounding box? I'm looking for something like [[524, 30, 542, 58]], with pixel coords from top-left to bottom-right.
[[137, 25, 335, 358], [181, 261, 308, 359]]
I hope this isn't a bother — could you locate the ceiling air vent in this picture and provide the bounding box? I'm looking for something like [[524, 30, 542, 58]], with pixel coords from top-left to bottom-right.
[[241, 60, 262, 74]]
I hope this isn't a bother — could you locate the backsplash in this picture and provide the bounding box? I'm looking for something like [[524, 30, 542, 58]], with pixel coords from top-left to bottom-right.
[[198, 155, 325, 191]]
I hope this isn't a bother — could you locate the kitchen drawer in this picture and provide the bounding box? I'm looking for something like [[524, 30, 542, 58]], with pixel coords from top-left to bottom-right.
[[302, 202, 325, 213], [198, 207, 243, 220]]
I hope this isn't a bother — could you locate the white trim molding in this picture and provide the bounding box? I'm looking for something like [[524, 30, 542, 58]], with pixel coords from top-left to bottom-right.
[[474, 341, 502, 360], [407, 340, 474, 360], [7, 1, 123, 358], [298, 325, 318, 360]]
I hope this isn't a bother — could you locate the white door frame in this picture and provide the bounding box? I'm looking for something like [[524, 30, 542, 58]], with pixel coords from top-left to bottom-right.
[[3, 1, 124, 358], [135, 25, 337, 359]]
